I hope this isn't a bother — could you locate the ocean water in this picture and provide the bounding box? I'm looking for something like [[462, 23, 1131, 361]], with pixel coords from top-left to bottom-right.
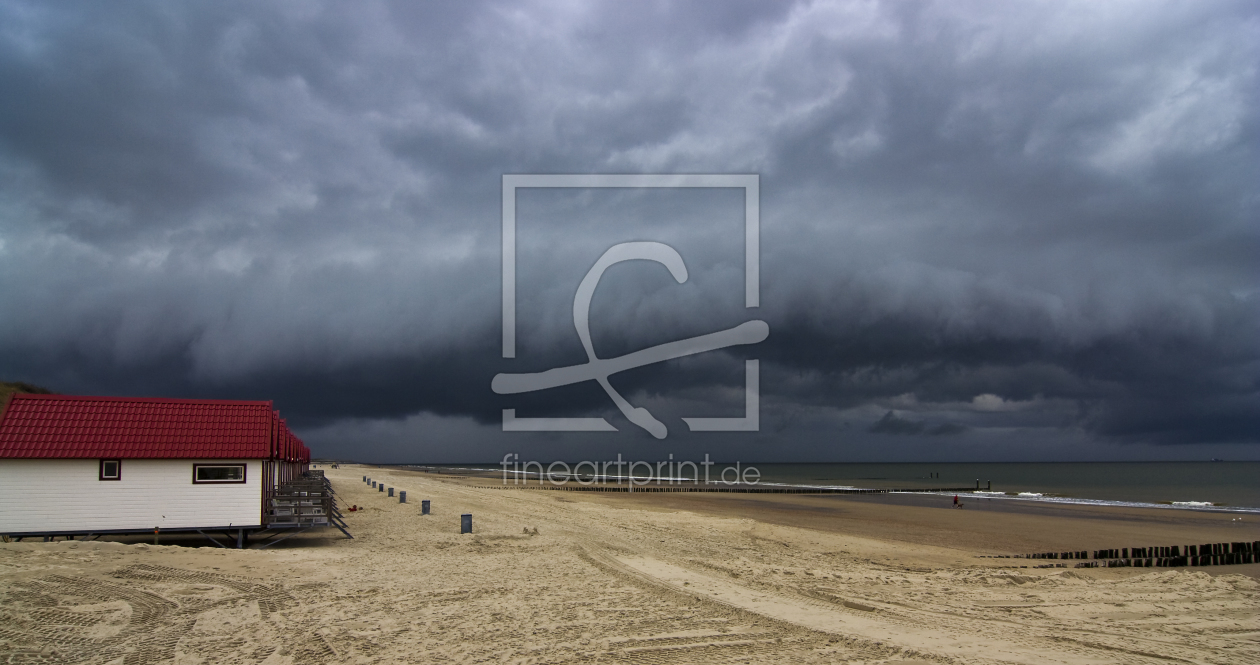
[[746, 462, 1260, 513], [422, 460, 1260, 514]]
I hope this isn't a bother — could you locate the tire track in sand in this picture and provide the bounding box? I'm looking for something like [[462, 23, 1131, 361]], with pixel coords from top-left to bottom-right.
[[590, 549, 1133, 665]]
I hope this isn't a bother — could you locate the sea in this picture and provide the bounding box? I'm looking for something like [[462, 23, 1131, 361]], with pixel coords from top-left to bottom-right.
[[427, 461, 1260, 514], [746, 462, 1260, 514]]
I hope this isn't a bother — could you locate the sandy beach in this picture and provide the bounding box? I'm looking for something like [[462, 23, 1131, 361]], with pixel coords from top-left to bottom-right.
[[2, 464, 1257, 664]]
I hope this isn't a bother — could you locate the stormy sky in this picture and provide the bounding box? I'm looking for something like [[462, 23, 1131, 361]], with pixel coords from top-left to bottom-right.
[[1, 1, 1256, 463]]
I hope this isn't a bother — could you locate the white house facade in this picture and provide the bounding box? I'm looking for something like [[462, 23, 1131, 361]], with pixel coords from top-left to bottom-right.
[[0, 458, 266, 533]]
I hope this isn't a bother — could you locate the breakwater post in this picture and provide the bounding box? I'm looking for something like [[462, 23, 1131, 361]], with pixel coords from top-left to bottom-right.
[[1015, 540, 1260, 568]]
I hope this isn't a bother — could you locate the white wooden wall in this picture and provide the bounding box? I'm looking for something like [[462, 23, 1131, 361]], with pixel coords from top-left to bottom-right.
[[0, 459, 263, 533]]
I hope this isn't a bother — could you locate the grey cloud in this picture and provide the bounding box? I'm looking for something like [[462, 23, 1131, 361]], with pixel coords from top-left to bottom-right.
[[0, 0, 1256, 459], [870, 411, 925, 435], [868, 411, 967, 437], [927, 422, 967, 436]]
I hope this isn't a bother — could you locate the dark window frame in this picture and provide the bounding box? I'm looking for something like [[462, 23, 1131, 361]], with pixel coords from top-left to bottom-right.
[[99, 459, 121, 481], [192, 463, 247, 484]]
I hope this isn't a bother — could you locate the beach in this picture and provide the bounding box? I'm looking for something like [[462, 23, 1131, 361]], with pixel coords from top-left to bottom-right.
[[2, 464, 1257, 664]]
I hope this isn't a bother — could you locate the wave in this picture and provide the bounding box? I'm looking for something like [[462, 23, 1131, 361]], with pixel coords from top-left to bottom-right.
[[898, 491, 1260, 514]]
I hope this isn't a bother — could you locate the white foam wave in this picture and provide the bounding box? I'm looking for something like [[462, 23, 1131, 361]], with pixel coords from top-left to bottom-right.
[[753, 481, 863, 491], [907, 491, 1259, 514]]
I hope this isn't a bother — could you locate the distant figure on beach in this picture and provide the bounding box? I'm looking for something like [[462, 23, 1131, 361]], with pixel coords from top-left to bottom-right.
[[953, 494, 959, 507]]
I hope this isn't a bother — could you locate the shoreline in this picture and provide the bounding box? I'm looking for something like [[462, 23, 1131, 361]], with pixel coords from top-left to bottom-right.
[[426, 467, 1260, 577], [395, 463, 1260, 516]]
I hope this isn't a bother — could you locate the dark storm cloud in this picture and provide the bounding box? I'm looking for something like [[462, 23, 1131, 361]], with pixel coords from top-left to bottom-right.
[[0, 0, 1256, 460], [869, 412, 965, 436], [869, 411, 925, 435]]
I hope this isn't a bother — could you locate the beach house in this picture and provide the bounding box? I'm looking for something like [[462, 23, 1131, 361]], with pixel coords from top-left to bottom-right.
[[0, 393, 311, 543]]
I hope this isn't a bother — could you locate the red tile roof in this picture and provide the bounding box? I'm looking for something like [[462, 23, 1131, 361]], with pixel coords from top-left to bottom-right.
[[0, 394, 309, 461]]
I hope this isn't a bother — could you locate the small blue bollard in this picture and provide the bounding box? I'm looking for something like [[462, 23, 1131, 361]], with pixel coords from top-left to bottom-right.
[[399, 491, 406, 503], [461, 513, 472, 534], [371, 481, 376, 488], [421, 500, 430, 515], [388, 487, 394, 497], [378, 484, 384, 492]]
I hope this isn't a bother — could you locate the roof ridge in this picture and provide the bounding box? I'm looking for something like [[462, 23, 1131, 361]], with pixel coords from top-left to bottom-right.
[[6, 394, 274, 406]]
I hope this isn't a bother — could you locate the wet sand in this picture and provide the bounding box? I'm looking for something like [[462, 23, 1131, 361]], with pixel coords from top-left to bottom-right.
[[568, 488, 1260, 560], [1, 463, 1256, 664]]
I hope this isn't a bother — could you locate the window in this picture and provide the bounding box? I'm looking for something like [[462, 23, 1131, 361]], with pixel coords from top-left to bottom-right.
[[99, 459, 121, 481], [193, 464, 247, 483]]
